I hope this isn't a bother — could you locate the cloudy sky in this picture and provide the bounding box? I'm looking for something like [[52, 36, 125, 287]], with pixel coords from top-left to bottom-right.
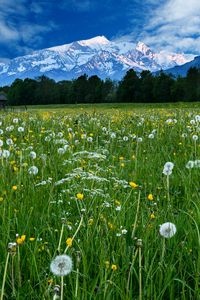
[[0, 0, 199, 62]]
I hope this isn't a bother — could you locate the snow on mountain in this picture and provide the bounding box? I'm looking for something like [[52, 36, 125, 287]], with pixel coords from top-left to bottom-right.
[[164, 56, 200, 77], [0, 35, 192, 86]]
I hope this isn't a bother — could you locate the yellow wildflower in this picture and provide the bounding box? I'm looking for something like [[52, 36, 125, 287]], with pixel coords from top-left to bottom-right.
[[29, 237, 35, 242], [150, 213, 155, 219], [88, 218, 94, 225], [111, 264, 117, 271], [66, 238, 73, 247], [147, 194, 153, 201], [115, 200, 121, 206], [129, 182, 138, 188], [12, 185, 17, 191], [76, 193, 84, 200]]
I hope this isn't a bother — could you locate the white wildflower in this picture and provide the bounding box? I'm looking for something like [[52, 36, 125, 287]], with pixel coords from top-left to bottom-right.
[[137, 137, 143, 142], [13, 118, 19, 124], [87, 137, 93, 142], [50, 254, 73, 276], [28, 166, 38, 175], [18, 127, 24, 132], [2, 150, 10, 158], [192, 135, 198, 141], [148, 133, 154, 139], [123, 136, 129, 141], [185, 160, 194, 169], [30, 151, 37, 159], [6, 138, 13, 146], [57, 148, 65, 155], [159, 222, 176, 238]]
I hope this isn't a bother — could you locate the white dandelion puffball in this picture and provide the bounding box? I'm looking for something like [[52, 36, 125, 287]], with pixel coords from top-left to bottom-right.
[[164, 162, 174, 170], [0, 139, 3, 147], [28, 166, 38, 175], [6, 138, 13, 145], [57, 148, 65, 155], [29, 151, 37, 159], [162, 168, 172, 176], [192, 135, 198, 141], [50, 254, 73, 276], [13, 118, 19, 124], [186, 160, 194, 169], [148, 133, 154, 139], [159, 222, 177, 238], [2, 150, 10, 158], [18, 127, 24, 132], [87, 137, 93, 142]]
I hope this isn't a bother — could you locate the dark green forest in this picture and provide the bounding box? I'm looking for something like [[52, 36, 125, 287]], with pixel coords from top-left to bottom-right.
[[1, 67, 200, 105]]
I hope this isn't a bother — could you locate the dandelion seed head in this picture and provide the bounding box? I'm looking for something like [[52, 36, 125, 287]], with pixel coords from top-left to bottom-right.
[[50, 254, 73, 276], [159, 222, 176, 238], [28, 166, 38, 175]]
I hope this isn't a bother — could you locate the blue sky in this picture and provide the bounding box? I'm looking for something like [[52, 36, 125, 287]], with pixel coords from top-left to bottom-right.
[[0, 0, 199, 62]]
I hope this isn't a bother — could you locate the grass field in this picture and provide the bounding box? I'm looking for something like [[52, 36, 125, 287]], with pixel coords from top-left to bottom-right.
[[0, 103, 199, 299]]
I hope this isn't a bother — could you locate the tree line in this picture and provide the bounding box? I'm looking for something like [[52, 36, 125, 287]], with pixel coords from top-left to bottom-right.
[[0, 67, 200, 105]]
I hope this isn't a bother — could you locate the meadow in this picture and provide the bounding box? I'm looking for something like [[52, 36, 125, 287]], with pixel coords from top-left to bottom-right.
[[0, 103, 199, 299]]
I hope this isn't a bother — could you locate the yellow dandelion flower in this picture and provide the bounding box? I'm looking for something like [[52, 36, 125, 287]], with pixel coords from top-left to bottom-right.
[[108, 222, 114, 230], [21, 235, 26, 241], [29, 237, 35, 242], [150, 213, 155, 219], [76, 193, 84, 200], [115, 200, 121, 206], [66, 238, 73, 247], [147, 194, 153, 201], [111, 264, 117, 271], [16, 238, 23, 245], [88, 218, 94, 225], [12, 185, 17, 191], [129, 181, 138, 189]]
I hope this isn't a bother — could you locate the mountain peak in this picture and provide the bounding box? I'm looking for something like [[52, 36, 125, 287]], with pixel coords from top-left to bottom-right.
[[78, 36, 110, 46], [0, 35, 192, 86], [136, 41, 152, 55]]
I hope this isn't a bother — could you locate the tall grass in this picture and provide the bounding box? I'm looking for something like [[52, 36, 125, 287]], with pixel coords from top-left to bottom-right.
[[0, 105, 199, 299]]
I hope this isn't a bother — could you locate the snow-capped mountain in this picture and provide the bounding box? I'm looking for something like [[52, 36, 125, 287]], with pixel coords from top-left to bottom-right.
[[164, 55, 200, 77], [0, 35, 191, 86]]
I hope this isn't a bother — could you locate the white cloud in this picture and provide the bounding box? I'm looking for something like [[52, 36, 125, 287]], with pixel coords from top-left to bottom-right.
[[139, 0, 200, 54], [0, 0, 55, 57]]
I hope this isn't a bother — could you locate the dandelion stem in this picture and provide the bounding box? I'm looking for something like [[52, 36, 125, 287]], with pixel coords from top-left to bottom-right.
[[1, 252, 10, 300], [139, 245, 142, 300], [161, 238, 165, 262], [11, 255, 16, 297], [133, 239, 143, 300], [17, 246, 22, 287], [60, 276, 64, 300], [75, 268, 79, 298], [126, 247, 138, 296], [64, 215, 83, 254], [57, 223, 65, 254], [135, 141, 139, 175], [131, 190, 141, 239], [166, 175, 170, 207]]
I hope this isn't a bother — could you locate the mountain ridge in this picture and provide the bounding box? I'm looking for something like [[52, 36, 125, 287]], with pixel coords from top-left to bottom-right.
[[0, 35, 192, 86]]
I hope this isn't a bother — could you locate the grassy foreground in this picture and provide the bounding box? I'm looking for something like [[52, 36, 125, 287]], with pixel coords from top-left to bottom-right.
[[0, 103, 199, 299]]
